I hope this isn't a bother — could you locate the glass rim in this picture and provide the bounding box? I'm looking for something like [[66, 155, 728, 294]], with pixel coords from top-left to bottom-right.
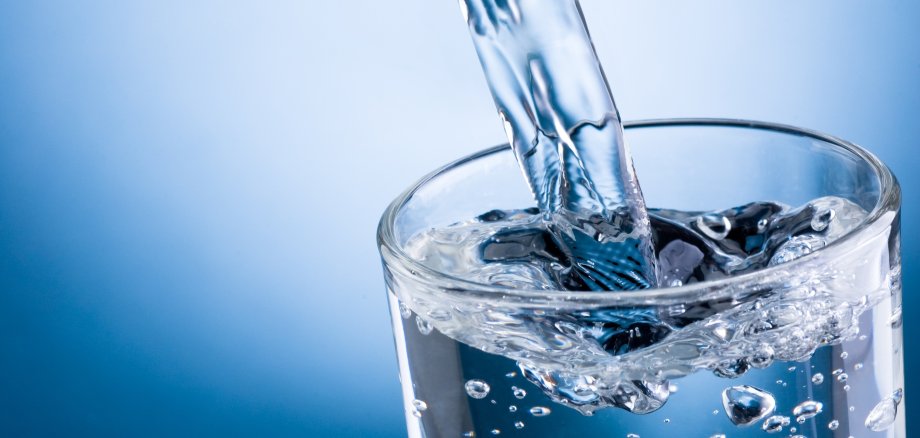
[[377, 118, 900, 305]]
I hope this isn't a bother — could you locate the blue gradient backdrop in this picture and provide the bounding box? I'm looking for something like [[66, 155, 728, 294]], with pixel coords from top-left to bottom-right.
[[0, 1, 916, 436]]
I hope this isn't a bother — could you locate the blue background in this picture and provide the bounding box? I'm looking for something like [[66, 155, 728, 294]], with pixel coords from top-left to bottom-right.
[[0, 1, 916, 436]]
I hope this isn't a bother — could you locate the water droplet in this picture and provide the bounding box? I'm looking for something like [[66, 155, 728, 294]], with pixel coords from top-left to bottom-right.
[[696, 213, 731, 240], [410, 399, 427, 417], [865, 388, 903, 431], [398, 301, 412, 319], [854, 363, 864, 371], [837, 373, 848, 383], [511, 386, 526, 399], [793, 400, 823, 423], [762, 415, 791, 433], [829, 419, 839, 430], [529, 406, 551, 417], [490, 429, 500, 435], [721, 385, 776, 426], [811, 208, 836, 231], [465, 379, 491, 399], [416, 316, 433, 335], [514, 421, 524, 430]]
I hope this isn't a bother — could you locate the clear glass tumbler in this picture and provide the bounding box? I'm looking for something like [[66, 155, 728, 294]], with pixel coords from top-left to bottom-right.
[[378, 119, 903, 437]]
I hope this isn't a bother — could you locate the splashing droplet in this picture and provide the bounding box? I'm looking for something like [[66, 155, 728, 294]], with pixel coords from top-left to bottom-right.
[[465, 379, 491, 399], [721, 385, 776, 426], [865, 388, 903, 431], [793, 400, 823, 423], [696, 213, 731, 240], [529, 406, 552, 417], [762, 415, 791, 433]]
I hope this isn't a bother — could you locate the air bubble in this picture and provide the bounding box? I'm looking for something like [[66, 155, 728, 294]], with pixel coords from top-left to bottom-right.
[[762, 415, 791, 433], [508, 405, 517, 413], [721, 385, 776, 426], [865, 388, 903, 431], [465, 379, 491, 399], [490, 429, 500, 435], [663, 418, 670, 424], [398, 301, 412, 319], [505, 371, 517, 378], [710, 435, 725, 438], [529, 406, 552, 417], [811, 208, 835, 231], [514, 421, 524, 429], [626, 434, 640, 438], [462, 431, 475, 438], [427, 308, 451, 321], [890, 307, 903, 328], [829, 419, 839, 430], [416, 316, 433, 335], [837, 373, 848, 383], [511, 386, 526, 399], [854, 363, 863, 371], [410, 399, 428, 417], [793, 400, 823, 423]]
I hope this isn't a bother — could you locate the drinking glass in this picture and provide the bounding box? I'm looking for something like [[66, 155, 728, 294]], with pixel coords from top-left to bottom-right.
[[378, 119, 903, 437]]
